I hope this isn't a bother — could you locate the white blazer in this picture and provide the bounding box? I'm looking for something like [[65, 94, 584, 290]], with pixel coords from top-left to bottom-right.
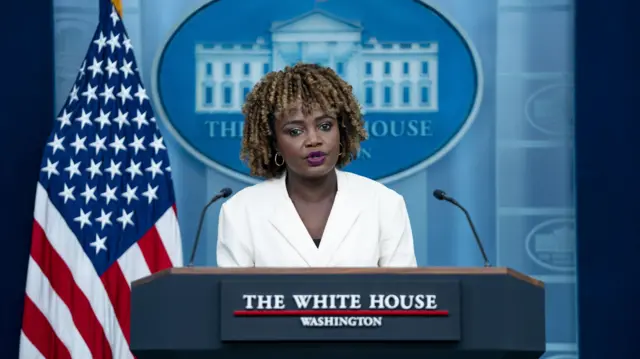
[[216, 170, 418, 267]]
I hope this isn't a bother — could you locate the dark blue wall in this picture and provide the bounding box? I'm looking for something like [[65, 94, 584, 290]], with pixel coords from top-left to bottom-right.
[[575, 0, 638, 358], [0, 0, 54, 357]]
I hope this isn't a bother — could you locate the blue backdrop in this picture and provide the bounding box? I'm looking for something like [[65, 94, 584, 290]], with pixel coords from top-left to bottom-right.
[[141, 1, 576, 355], [0, 0, 638, 358]]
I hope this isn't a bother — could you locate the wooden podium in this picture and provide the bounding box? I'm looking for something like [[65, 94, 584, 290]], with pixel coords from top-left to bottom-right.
[[130, 267, 545, 359]]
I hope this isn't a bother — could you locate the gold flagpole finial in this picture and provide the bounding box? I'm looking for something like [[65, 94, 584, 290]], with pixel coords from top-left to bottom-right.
[[112, 0, 123, 17]]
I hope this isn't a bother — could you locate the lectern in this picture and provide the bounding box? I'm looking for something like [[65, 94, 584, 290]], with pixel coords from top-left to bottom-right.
[[130, 267, 545, 359]]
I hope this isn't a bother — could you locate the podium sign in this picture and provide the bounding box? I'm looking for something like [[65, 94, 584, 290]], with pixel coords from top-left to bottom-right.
[[219, 279, 461, 341], [130, 267, 546, 359]]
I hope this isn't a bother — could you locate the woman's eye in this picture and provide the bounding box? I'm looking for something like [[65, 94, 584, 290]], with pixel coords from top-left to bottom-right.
[[288, 128, 303, 136], [319, 123, 332, 131]]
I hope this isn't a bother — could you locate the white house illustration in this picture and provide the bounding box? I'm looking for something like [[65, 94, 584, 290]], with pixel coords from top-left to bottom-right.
[[534, 226, 576, 255], [194, 9, 439, 113]]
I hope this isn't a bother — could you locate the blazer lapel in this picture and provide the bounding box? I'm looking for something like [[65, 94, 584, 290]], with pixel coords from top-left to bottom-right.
[[316, 170, 362, 266], [268, 174, 320, 266]]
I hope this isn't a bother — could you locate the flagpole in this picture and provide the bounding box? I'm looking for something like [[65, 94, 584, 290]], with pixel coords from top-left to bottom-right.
[[100, 0, 121, 20], [112, 0, 123, 18]]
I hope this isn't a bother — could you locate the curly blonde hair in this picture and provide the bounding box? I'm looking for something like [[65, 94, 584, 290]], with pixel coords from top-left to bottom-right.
[[240, 63, 368, 179]]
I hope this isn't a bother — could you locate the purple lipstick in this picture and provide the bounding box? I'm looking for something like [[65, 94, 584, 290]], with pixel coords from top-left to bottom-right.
[[306, 151, 326, 166]]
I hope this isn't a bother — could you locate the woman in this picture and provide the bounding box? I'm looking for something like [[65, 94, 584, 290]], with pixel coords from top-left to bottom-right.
[[216, 63, 417, 267]]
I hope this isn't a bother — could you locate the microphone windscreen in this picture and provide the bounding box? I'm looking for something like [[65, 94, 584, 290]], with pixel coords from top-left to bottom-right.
[[220, 187, 233, 198], [433, 189, 446, 200]]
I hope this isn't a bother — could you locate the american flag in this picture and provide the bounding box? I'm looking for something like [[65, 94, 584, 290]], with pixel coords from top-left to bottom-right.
[[19, 1, 183, 358]]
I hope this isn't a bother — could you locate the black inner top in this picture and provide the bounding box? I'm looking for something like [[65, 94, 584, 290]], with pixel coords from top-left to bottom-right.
[[312, 238, 321, 247]]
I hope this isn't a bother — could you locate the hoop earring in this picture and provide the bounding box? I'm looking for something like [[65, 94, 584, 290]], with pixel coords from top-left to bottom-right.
[[339, 143, 345, 157], [274, 152, 284, 166]]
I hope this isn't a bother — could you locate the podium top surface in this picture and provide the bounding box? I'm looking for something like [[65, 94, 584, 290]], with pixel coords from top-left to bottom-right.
[[132, 266, 543, 288]]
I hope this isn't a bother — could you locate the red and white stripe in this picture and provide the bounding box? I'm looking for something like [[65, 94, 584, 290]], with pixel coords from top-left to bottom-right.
[[19, 183, 183, 359]]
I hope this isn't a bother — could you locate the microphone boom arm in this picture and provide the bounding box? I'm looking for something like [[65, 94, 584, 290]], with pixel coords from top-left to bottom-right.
[[433, 189, 491, 267], [187, 187, 232, 267], [450, 200, 491, 267]]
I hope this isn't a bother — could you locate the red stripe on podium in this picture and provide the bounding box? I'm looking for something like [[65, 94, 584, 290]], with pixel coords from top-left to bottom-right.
[[233, 310, 449, 316]]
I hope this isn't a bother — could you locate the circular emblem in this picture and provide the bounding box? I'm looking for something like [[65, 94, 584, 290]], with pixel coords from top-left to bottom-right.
[[525, 83, 574, 136], [525, 218, 576, 272], [152, 0, 482, 183]]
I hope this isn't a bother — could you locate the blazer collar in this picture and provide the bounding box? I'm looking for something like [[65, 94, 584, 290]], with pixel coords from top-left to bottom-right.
[[268, 169, 362, 266]]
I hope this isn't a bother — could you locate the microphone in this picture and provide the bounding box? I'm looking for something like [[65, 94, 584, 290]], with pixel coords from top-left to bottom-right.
[[433, 189, 491, 267], [187, 187, 233, 267]]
